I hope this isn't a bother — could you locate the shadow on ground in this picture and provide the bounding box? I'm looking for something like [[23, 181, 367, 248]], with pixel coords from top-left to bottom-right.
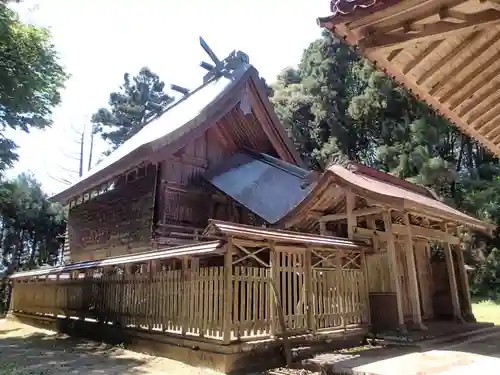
[[0, 328, 153, 375]]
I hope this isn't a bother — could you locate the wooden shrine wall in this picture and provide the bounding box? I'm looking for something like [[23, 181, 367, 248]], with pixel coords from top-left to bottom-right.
[[68, 164, 157, 262], [155, 125, 265, 234]]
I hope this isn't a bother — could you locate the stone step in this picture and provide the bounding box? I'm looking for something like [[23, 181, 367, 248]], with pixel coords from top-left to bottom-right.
[[420, 325, 500, 350], [372, 323, 499, 349]]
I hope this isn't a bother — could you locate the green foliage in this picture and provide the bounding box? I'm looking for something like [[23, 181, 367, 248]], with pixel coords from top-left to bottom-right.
[[91, 67, 175, 153], [0, 174, 66, 312], [271, 33, 500, 297], [0, 4, 68, 171]]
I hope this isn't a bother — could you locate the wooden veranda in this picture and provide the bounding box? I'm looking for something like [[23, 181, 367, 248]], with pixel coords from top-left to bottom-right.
[[9, 221, 370, 372]]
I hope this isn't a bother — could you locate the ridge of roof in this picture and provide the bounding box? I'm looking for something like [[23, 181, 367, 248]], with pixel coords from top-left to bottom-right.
[[276, 162, 494, 233], [345, 161, 439, 200], [51, 64, 254, 203], [52, 62, 304, 204], [317, 0, 398, 27]]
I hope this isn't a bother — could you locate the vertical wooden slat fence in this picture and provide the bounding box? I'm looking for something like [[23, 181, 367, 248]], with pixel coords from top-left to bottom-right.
[[10, 246, 370, 345]]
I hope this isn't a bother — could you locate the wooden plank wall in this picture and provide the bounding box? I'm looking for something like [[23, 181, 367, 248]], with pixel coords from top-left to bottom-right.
[[155, 126, 266, 234], [68, 164, 157, 262]]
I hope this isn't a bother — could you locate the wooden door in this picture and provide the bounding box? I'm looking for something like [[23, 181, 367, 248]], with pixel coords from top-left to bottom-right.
[[415, 242, 434, 319]]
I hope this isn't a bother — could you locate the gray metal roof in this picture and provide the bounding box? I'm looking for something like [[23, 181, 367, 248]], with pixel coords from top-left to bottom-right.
[[205, 220, 368, 249], [10, 241, 223, 279], [204, 151, 313, 224]]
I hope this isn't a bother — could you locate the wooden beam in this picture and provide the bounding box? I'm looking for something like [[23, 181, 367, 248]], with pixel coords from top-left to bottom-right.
[[363, 0, 470, 35], [346, 192, 356, 239], [443, 224, 464, 323], [402, 40, 442, 74], [447, 62, 500, 110], [382, 211, 406, 332], [403, 213, 426, 330], [387, 48, 403, 62], [474, 104, 500, 132], [417, 31, 482, 85], [460, 80, 500, 118], [351, 225, 460, 244], [332, 24, 500, 157], [319, 206, 384, 223], [360, 10, 500, 52], [481, 0, 500, 12], [430, 31, 500, 96]]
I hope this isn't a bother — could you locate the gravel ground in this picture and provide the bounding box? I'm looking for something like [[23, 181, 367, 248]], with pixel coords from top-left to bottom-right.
[[0, 320, 224, 375]]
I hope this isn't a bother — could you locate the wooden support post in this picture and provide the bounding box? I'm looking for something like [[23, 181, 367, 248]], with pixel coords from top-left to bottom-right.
[[269, 240, 278, 337], [456, 226, 474, 320], [346, 192, 356, 239], [382, 210, 406, 333], [346, 192, 371, 324], [454, 241, 474, 321], [147, 261, 157, 331], [223, 239, 233, 344], [443, 224, 464, 323], [304, 246, 315, 332], [181, 257, 189, 335], [403, 213, 426, 330], [335, 250, 346, 331], [360, 248, 371, 325], [319, 221, 327, 235]]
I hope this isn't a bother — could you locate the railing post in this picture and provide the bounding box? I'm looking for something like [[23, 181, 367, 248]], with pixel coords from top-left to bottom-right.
[[304, 246, 314, 332], [181, 257, 189, 335], [223, 238, 233, 344], [269, 241, 278, 337]]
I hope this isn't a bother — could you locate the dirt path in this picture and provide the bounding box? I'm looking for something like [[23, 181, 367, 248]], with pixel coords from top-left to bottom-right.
[[0, 320, 224, 375]]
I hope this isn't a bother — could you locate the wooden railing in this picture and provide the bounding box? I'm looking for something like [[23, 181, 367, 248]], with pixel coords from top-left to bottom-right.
[[11, 266, 226, 341], [10, 251, 369, 343]]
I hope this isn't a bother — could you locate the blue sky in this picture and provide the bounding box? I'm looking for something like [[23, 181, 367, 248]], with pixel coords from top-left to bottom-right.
[[6, 0, 328, 195]]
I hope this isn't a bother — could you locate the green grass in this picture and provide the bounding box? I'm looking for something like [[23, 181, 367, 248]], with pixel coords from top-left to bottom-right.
[[472, 299, 500, 325]]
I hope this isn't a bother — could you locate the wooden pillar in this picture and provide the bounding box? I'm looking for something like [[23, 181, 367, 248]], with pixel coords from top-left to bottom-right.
[[181, 257, 189, 335], [269, 240, 278, 337], [382, 210, 406, 332], [304, 246, 314, 332], [223, 239, 233, 344], [403, 213, 426, 330], [319, 221, 327, 235], [443, 224, 464, 323], [345, 192, 356, 239], [455, 227, 473, 320]]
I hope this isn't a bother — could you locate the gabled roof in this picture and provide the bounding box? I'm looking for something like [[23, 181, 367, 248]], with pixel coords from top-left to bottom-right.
[[317, 0, 500, 158], [52, 64, 302, 203], [204, 219, 368, 249], [204, 151, 313, 224], [278, 161, 495, 233]]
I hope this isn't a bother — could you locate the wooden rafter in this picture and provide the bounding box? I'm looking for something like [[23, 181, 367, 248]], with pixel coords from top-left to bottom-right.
[[402, 40, 442, 74], [416, 30, 482, 85], [471, 100, 500, 130], [459, 80, 500, 117], [429, 31, 500, 96], [481, 0, 500, 11], [319, 205, 384, 222], [387, 48, 403, 62], [360, 10, 500, 52], [364, 0, 469, 34], [480, 112, 500, 135], [445, 55, 500, 108]]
